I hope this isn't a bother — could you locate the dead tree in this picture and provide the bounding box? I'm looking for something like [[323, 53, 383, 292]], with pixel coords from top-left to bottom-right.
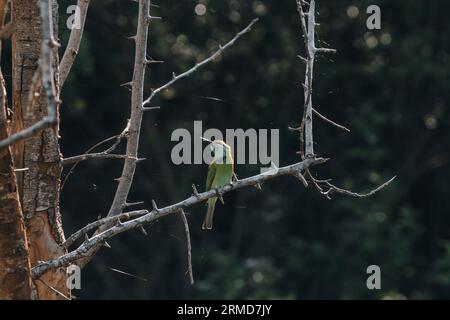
[[0, 0, 395, 299]]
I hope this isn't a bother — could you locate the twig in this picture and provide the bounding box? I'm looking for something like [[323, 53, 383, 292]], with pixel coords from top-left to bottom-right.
[[179, 209, 194, 285], [36, 279, 70, 300], [109, 268, 148, 282], [61, 129, 127, 190], [32, 157, 328, 279], [312, 108, 350, 132], [143, 18, 259, 106], [321, 176, 397, 198], [62, 153, 128, 165], [63, 210, 148, 249], [59, 0, 90, 88]]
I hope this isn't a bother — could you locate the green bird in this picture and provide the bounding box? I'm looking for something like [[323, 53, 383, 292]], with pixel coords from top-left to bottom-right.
[[201, 137, 234, 230]]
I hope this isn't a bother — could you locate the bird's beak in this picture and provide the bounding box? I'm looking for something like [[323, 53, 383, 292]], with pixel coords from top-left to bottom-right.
[[200, 137, 212, 143]]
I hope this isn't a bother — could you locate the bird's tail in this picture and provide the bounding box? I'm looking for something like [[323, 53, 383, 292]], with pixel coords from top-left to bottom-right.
[[202, 197, 217, 230]]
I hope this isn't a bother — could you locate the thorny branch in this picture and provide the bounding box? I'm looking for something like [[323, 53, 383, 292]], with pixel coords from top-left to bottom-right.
[[73, 10, 261, 269], [59, 0, 90, 88], [143, 18, 259, 106], [32, 157, 328, 279], [29, 0, 396, 287], [61, 123, 129, 190], [0, 0, 59, 150], [296, 0, 338, 158], [62, 153, 127, 165], [294, 0, 395, 198], [63, 210, 148, 249]]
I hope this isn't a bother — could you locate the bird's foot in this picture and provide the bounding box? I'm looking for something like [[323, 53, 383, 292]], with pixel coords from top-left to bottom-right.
[[214, 188, 225, 205]]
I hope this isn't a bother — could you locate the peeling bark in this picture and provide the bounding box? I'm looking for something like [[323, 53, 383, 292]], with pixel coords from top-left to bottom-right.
[[0, 68, 32, 300], [11, 0, 69, 299]]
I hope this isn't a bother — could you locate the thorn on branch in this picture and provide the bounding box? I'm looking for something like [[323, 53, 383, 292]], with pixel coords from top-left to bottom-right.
[[47, 38, 61, 48], [120, 81, 133, 88], [138, 226, 148, 236], [142, 106, 160, 112], [253, 183, 262, 190], [297, 55, 308, 63], [293, 171, 308, 187], [103, 241, 111, 249], [321, 188, 333, 200], [316, 47, 337, 54], [152, 199, 159, 212], [192, 184, 199, 197], [120, 81, 133, 92], [144, 59, 164, 65], [124, 201, 145, 208]]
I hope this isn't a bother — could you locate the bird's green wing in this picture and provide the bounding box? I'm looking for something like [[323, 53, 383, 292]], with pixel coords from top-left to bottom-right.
[[205, 160, 216, 191]]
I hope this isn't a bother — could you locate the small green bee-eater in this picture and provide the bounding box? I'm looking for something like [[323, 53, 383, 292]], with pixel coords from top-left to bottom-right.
[[201, 137, 234, 230]]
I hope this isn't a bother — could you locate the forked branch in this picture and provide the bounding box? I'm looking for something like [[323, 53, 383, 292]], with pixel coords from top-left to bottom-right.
[[32, 157, 327, 279], [294, 0, 395, 198]]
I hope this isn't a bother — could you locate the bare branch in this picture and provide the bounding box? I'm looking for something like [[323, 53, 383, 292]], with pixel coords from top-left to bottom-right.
[[322, 176, 397, 198], [32, 157, 327, 279], [143, 18, 259, 106], [312, 108, 350, 132], [73, 0, 152, 269], [59, 0, 90, 88], [36, 279, 70, 300], [179, 209, 194, 285], [62, 153, 128, 165], [303, 0, 316, 157], [294, 1, 393, 201], [295, 0, 338, 158], [61, 125, 128, 190], [63, 210, 148, 249]]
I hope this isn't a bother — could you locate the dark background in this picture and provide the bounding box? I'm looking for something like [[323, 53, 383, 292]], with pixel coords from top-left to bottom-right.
[[38, 0, 450, 298]]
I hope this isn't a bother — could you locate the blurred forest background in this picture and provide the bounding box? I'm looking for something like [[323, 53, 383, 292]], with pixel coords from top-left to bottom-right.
[[5, 0, 449, 298]]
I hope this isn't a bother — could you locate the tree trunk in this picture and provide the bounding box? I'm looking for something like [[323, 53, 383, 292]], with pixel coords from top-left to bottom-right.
[[10, 0, 69, 299], [0, 66, 33, 299]]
